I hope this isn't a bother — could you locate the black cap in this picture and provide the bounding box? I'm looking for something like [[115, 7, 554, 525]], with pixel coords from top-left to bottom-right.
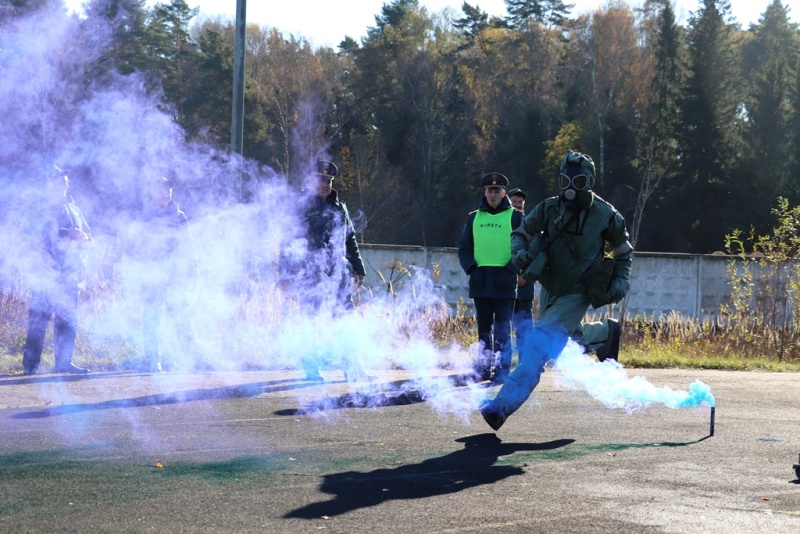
[[507, 187, 526, 199], [314, 160, 338, 178], [480, 172, 509, 188]]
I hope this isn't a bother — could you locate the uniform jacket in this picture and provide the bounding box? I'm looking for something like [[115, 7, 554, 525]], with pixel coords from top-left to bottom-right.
[[458, 196, 524, 299], [280, 189, 366, 288], [136, 200, 198, 285], [516, 275, 536, 301], [514, 210, 536, 301], [43, 196, 91, 288]]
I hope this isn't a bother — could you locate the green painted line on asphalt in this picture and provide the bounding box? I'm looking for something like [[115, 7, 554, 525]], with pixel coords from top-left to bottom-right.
[[496, 440, 703, 464]]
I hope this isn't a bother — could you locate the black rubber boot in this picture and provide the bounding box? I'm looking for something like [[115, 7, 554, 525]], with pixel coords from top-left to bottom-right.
[[597, 318, 620, 362], [480, 402, 507, 431]]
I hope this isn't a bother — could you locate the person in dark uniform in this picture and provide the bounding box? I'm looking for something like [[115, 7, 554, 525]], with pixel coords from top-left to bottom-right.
[[507, 187, 534, 365], [457, 173, 524, 384], [22, 167, 92, 375], [279, 161, 371, 382], [136, 177, 199, 372]]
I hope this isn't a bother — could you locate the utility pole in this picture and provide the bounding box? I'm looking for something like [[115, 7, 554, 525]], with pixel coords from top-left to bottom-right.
[[231, 0, 246, 201]]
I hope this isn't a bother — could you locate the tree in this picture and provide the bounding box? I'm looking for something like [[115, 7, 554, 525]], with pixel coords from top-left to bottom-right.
[[145, 0, 200, 115], [567, 2, 644, 190], [82, 0, 150, 77], [234, 26, 345, 180], [179, 24, 271, 157], [504, 0, 573, 30], [629, 0, 688, 250], [790, 57, 800, 194], [505, 0, 546, 29], [465, 20, 565, 201], [454, 2, 490, 44], [676, 0, 742, 252], [355, 0, 476, 245], [739, 0, 800, 230]]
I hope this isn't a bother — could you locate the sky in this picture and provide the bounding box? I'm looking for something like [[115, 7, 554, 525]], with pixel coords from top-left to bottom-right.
[[63, 0, 796, 49]]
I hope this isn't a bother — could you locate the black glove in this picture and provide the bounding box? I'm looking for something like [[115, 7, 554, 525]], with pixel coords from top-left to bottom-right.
[[512, 249, 533, 270], [605, 278, 628, 304]]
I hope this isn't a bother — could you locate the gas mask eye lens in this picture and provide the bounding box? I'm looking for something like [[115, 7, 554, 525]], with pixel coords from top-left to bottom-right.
[[559, 173, 587, 190]]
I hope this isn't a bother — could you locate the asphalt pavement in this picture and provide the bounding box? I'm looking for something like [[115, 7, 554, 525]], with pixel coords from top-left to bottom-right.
[[1, 367, 799, 533]]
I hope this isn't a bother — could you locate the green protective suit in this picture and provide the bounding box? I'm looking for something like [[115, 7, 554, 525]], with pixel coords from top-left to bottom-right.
[[511, 193, 632, 346]]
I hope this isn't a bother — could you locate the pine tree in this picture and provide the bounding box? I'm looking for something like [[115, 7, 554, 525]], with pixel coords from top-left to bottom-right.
[[145, 0, 200, 112], [740, 0, 800, 220], [82, 0, 150, 77], [630, 0, 688, 250], [504, 0, 572, 31], [677, 0, 742, 252], [454, 2, 489, 43]]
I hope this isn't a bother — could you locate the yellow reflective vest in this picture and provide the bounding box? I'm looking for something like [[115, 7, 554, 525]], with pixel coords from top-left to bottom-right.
[[472, 208, 513, 267]]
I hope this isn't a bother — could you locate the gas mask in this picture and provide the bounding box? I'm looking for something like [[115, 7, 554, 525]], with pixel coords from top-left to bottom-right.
[[559, 165, 594, 211]]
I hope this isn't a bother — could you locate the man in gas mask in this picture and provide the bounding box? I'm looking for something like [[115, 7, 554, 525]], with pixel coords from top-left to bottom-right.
[[479, 150, 633, 430]]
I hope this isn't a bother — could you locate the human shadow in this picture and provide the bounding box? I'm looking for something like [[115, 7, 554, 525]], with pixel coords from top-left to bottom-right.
[[285, 433, 575, 519], [10, 378, 335, 419]]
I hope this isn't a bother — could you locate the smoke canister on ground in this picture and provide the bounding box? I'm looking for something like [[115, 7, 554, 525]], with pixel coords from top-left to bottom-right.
[[710, 406, 715, 436]]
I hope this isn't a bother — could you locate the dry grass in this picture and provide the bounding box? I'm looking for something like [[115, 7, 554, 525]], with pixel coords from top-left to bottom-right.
[[3, 282, 800, 375]]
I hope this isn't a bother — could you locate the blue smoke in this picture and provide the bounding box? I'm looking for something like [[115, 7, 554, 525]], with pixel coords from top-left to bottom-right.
[[483, 320, 715, 424], [2, 7, 716, 437], [553, 345, 716, 411]]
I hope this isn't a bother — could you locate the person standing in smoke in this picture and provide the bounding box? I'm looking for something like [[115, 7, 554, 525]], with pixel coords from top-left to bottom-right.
[[507, 187, 534, 365], [457, 173, 524, 385], [279, 160, 372, 382], [135, 177, 199, 372], [22, 167, 92, 375], [479, 150, 633, 430]]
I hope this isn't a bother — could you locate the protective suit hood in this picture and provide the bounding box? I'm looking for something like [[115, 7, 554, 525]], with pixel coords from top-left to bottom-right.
[[558, 150, 596, 211]]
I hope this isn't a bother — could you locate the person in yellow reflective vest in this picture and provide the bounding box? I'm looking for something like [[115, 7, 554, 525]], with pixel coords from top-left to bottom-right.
[[458, 173, 524, 384]]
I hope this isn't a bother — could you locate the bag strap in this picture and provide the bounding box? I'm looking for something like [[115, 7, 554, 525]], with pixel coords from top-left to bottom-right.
[[563, 214, 608, 272], [541, 209, 578, 253]]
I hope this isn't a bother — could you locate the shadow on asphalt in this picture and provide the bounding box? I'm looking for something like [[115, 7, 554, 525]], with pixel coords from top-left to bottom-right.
[[274, 387, 427, 414], [285, 433, 575, 519], [10, 378, 335, 419], [9, 372, 480, 419], [274, 373, 484, 415], [0, 373, 115, 385]]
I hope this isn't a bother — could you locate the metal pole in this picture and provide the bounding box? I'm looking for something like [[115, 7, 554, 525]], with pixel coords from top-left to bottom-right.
[[231, 0, 246, 201]]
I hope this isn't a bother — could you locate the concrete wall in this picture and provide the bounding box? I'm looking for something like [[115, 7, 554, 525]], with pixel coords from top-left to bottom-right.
[[359, 244, 736, 319]]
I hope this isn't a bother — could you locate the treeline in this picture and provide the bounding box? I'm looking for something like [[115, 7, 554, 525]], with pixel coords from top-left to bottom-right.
[[4, 0, 800, 253]]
